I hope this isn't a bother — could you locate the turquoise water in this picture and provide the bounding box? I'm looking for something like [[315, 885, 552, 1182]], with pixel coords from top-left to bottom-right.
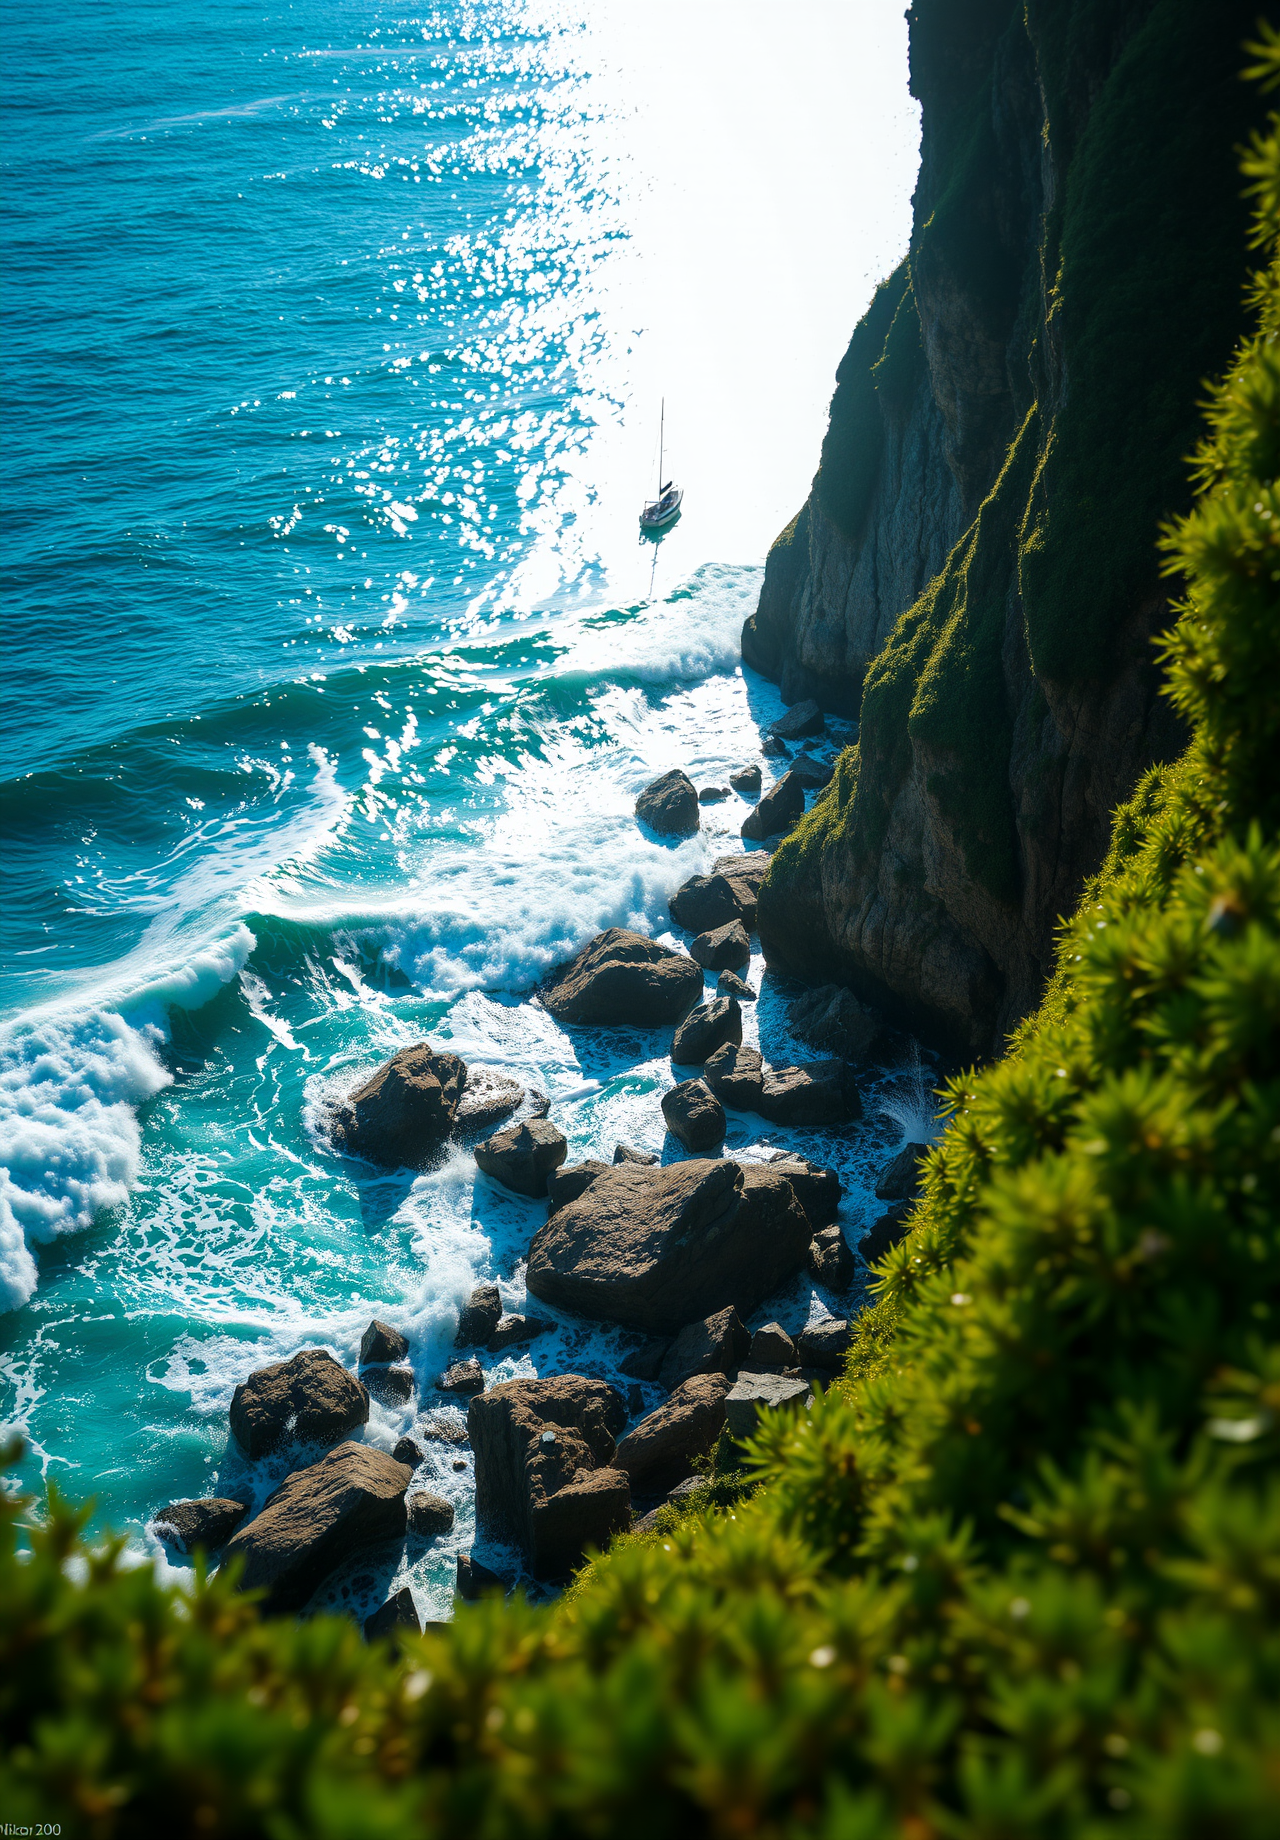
[[0, 0, 921, 1616]]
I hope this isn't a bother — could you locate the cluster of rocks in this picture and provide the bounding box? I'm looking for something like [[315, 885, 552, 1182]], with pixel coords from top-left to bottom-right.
[[326, 1040, 545, 1172]]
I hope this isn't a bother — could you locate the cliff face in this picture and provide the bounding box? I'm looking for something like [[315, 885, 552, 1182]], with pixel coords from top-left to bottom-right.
[[749, 0, 1262, 1053]]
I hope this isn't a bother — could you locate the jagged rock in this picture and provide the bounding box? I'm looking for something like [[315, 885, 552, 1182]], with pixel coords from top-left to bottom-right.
[[475, 1118, 568, 1198], [329, 1044, 466, 1168], [661, 1079, 725, 1152], [699, 785, 730, 803], [761, 734, 789, 758], [614, 1142, 658, 1166], [469, 1376, 630, 1579], [392, 1436, 425, 1468], [704, 1042, 765, 1107], [729, 763, 762, 793], [453, 1066, 526, 1135], [759, 1060, 859, 1126], [876, 1141, 928, 1201], [613, 1374, 732, 1493], [455, 1285, 502, 1348], [541, 929, 703, 1027], [741, 770, 805, 842], [716, 970, 756, 1001], [788, 985, 879, 1061], [797, 1319, 853, 1370], [769, 699, 824, 741], [635, 769, 700, 837], [766, 1154, 842, 1228], [658, 1306, 750, 1391], [456, 1553, 508, 1600], [408, 1491, 455, 1537], [365, 1366, 414, 1405], [669, 873, 743, 934], [689, 920, 751, 973], [808, 1225, 856, 1290], [789, 753, 835, 790], [229, 1349, 369, 1461], [546, 1160, 609, 1213], [365, 1586, 420, 1641], [619, 1335, 672, 1382], [724, 1373, 812, 1439], [487, 1313, 553, 1352], [223, 1443, 411, 1615], [525, 1159, 812, 1336], [748, 1322, 798, 1368], [151, 1498, 247, 1554], [861, 1206, 911, 1265], [360, 1320, 409, 1367], [439, 1359, 485, 1396], [671, 997, 742, 1066]]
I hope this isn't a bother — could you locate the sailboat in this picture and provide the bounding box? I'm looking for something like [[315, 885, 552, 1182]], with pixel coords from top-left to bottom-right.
[[639, 398, 683, 533]]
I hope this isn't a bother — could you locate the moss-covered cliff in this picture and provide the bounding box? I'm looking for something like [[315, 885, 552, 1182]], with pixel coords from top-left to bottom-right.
[[749, 0, 1265, 1054]]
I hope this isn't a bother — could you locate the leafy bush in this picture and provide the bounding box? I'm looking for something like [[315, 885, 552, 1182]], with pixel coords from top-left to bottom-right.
[[4, 33, 1280, 1840]]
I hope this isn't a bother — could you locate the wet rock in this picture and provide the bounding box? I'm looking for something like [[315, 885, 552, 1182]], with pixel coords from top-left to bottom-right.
[[741, 770, 805, 842], [151, 1498, 247, 1555], [761, 734, 789, 758], [541, 929, 703, 1027], [475, 1117, 568, 1199], [546, 1160, 610, 1213], [698, 785, 730, 803], [658, 1306, 750, 1391], [618, 1335, 672, 1382], [808, 1225, 856, 1291], [716, 970, 756, 1001], [635, 768, 700, 837], [407, 1491, 455, 1537], [453, 1065, 526, 1135], [360, 1320, 409, 1367], [421, 1415, 469, 1446], [725, 1373, 812, 1439], [456, 1553, 508, 1600], [765, 1154, 842, 1229], [711, 853, 772, 892], [455, 1285, 503, 1348], [797, 1319, 853, 1371], [469, 1375, 630, 1580], [487, 1313, 553, 1353], [439, 1358, 485, 1396], [614, 1142, 658, 1166], [728, 763, 761, 793], [525, 1159, 812, 1336], [613, 1374, 732, 1493], [769, 698, 824, 741], [875, 1141, 928, 1202], [689, 920, 751, 973], [365, 1586, 420, 1642], [669, 873, 743, 934], [661, 1079, 726, 1152], [704, 1042, 765, 1108], [671, 997, 742, 1066], [788, 753, 835, 790], [788, 985, 879, 1061], [365, 1366, 414, 1406], [392, 1436, 425, 1468], [861, 1205, 911, 1265], [229, 1349, 369, 1461], [748, 1322, 798, 1368], [759, 1060, 859, 1127], [329, 1043, 466, 1168], [223, 1442, 412, 1616]]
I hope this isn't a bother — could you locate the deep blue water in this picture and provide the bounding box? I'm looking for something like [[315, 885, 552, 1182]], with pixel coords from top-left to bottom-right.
[[0, 0, 921, 1617]]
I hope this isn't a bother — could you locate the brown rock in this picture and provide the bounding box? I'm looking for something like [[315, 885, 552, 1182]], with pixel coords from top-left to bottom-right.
[[689, 920, 751, 973], [635, 769, 700, 837], [453, 1065, 526, 1135], [330, 1044, 466, 1168], [808, 1225, 856, 1290], [769, 699, 824, 741], [229, 1349, 369, 1461], [365, 1366, 414, 1405], [661, 1079, 725, 1152], [474, 1117, 568, 1198], [741, 770, 805, 842], [671, 997, 742, 1066], [439, 1358, 485, 1396], [613, 1374, 732, 1493], [759, 1060, 859, 1126], [748, 1322, 798, 1368], [392, 1436, 425, 1468], [487, 1313, 553, 1352], [546, 1160, 610, 1212], [658, 1306, 750, 1391], [669, 873, 744, 934], [728, 763, 762, 793], [703, 1041, 765, 1108], [151, 1498, 247, 1554], [699, 785, 730, 803], [541, 929, 703, 1027], [407, 1491, 455, 1537], [455, 1284, 502, 1348], [765, 1154, 842, 1228], [716, 970, 756, 1001], [788, 984, 879, 1060], [613, 1142, 658, 1166], [360, 1320, 409, 1366]]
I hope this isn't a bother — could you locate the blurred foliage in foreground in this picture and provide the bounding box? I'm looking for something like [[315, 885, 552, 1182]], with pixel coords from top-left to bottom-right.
[[4, 33, 1280, 1840]]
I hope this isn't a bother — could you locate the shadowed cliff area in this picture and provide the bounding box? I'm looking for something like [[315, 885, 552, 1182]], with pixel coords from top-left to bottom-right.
[[749, 0, 1265, 1055]]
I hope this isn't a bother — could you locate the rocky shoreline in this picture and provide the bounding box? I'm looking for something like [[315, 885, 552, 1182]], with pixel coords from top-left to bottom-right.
[[149, 714, 927, 1634]]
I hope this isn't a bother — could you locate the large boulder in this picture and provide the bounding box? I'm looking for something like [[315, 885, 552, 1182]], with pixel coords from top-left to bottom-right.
[[741, 771, 805, 842], [765, 1154, 842, 1228], [635, 769, 700, 837], [525, 1159, 813, 1336], [469, 1376, 630, 1579], [669, 874, 744, 934], [222, 1443, 411, 1615], [716, 970, 756, 1001], [613, 1374, 733, 1493], [546, 1161, 609, 1212], [658, 1306, 750, 1391], [788, 754, 835, 790], [788, 985, 879, 1060], [455, 1285, 502, 1348], [360, 1320, 409, 1367], [769, 698, 824, 741], [407, 1491, 455, 1537], [439, 1358, 485, 1396], [749, 1322, 798, 1368], [474, 1118, 568, 1198], [661, 1079, 725, 1152], [453, 1066, 527, 1135], [759, 1061, 859, 1127], [541, 929, 703, 1027], [711, 853, 771, 892], [728, 763, 761, 793], [151, 1498, 247, 1554], [876, 1141, 928, 1201], [689, 921, 751, 973], [229, 1349, 369, 1461], [330, 1044, 466, 1167], [671, 997, 742, 1066]]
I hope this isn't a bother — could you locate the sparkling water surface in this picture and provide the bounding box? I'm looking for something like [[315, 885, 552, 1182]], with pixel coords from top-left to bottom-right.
[[0, 0, 921, 1617]]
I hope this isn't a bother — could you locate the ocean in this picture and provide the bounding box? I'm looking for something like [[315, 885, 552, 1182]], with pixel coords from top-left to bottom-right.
[[0, 0, 921, 1617]]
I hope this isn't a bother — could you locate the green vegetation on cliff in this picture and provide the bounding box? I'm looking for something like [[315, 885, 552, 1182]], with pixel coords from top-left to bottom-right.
[[4, 33, 1280, 1840]]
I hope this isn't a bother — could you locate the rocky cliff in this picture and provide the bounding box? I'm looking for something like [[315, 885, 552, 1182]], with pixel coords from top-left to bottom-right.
[[749, 0, 1263, 1053]]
